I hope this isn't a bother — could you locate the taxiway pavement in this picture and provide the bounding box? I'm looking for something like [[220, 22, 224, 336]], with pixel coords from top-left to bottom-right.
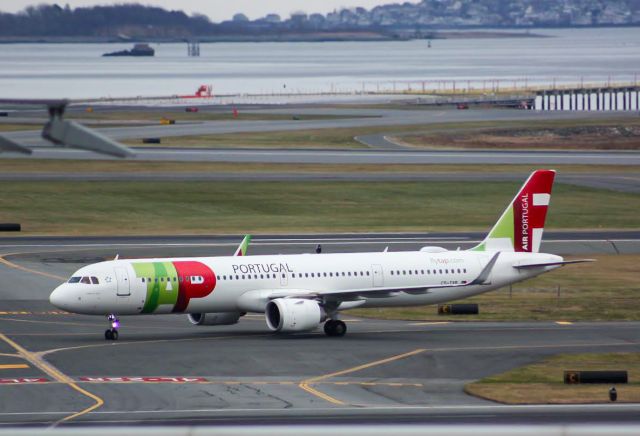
[[0, 234, 638, 427]]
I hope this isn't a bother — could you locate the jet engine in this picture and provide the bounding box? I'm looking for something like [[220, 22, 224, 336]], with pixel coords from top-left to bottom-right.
[[265, 298, 325, 333], [188, 312, 242, 326]]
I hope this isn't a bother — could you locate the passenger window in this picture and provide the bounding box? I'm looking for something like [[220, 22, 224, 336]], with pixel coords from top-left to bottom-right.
[[91, 277, 99, 284], [348, 272, 351, 276], [390, 271, 394, 275], [366, 271, 370, 276], [141, 278, 145, 283], [323, 272, 327, 277]]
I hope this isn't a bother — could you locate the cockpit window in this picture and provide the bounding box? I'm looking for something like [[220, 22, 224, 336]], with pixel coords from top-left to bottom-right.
[[91, 276, 99, 284], [68, 276, 81, 283], [80, 277, 91, 284]]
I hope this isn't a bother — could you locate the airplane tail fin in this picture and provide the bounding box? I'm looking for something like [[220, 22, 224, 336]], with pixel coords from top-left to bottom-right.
[[470, 169, 556, 253]]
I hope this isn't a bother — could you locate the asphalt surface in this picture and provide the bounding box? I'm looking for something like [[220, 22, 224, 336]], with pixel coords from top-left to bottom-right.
[[4, 146, 639, 166], [2, 108, 640, 166], [0, 233, 638, 427], [5, 108, 634, 146]]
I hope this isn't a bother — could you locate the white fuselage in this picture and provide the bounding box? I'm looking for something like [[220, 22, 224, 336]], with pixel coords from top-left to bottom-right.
[[50, 250, 561, 316]]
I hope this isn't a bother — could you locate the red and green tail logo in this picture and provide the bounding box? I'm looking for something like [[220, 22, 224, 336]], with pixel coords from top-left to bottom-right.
[[472, 169, 555, 253]]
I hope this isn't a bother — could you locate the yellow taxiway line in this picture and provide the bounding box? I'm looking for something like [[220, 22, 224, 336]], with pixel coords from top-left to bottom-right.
[[0, 364, 29, 370], [299, 348, 426, 405], [0, 332, 104, 426], [0, 253, 66, 281]]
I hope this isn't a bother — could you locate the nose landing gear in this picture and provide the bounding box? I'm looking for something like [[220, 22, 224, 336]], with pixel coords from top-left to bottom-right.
[[324, 319, 347, 337], [105, 314, 120, 340]]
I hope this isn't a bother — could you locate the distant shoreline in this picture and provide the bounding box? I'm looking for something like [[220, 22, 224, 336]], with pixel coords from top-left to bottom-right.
[[0, 30, 551, 44]]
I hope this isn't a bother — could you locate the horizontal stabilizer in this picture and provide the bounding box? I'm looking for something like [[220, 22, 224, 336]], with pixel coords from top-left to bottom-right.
[[514, 259, 595, 269], [0, 135, 32, 155]]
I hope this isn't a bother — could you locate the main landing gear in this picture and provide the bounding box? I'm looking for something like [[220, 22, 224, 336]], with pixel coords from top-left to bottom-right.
[[105, 314, 120, 340], [324, 319, 347, 337]]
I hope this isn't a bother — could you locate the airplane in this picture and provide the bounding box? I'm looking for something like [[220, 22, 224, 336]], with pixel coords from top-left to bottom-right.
[[49, 170, 592, 340]]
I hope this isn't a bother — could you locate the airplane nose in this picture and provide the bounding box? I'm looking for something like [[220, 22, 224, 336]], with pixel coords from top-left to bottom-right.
[[49, 284, 72, 310]]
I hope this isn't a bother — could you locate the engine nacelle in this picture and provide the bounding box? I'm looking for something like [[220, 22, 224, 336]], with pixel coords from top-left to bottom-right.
[[265, 298, 325, 333], [188, 312, 242, 326]]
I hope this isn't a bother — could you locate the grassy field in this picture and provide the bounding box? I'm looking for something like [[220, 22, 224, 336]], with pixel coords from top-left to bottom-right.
[[395, 117, 640, 150], [1, 159, 639, 175], [465, 353, 640, 404], [125, 128, 368, 149], [122, 117, 640, 149], [0, 123, 42, 132], [350, 254, 640, 321], [0, 180, 638, 235]]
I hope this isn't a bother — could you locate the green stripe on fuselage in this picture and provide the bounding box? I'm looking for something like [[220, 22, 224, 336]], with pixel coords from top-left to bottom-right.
[[133, 262, 179, 313]]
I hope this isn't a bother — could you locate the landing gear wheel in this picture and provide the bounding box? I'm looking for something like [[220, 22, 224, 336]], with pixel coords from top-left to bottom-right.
[[105, 314, 120, 340], [324, 320, 347, 337], [332, 320, 346, 337]]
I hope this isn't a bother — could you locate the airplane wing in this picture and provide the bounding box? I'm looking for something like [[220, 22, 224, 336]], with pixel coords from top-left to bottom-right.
[[0, 99, 134, 158], [268, 252, 500, 301], [0, 135, 32, 154]]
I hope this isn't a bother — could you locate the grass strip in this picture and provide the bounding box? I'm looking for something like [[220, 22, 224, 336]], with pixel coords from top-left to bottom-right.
[[0, 181, 637, 235], [0, 159, 639, 175], [351, 254, 640, 322], [124, 117, 640, 149], [465, 353, 640, 404]]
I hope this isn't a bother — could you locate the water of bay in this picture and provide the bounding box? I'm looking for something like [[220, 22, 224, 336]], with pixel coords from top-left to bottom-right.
[[0, 27, 638, 99]]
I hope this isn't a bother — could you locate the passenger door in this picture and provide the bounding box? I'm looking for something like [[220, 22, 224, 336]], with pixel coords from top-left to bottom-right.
[[115, 267, 131, 296], [371, 264, 384, 287]]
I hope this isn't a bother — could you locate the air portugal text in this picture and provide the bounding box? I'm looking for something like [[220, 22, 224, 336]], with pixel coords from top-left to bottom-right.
[[232, 263, 294, 275]]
